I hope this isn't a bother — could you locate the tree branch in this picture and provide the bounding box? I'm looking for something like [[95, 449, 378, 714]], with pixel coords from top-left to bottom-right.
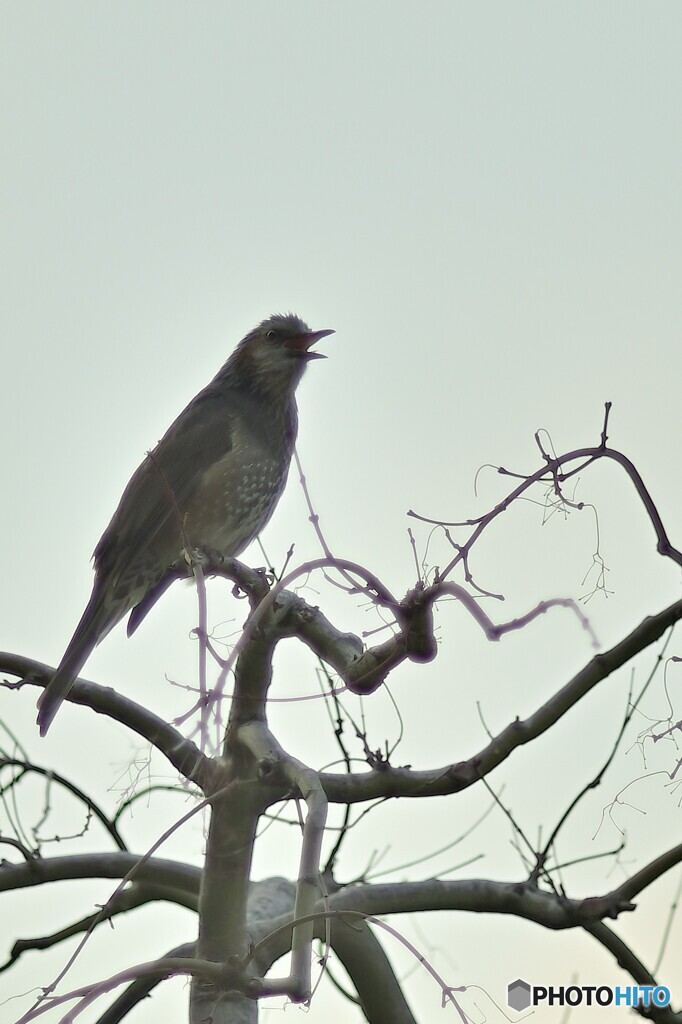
[[0, 654, 212, 789], [320, 596, 682, 802]]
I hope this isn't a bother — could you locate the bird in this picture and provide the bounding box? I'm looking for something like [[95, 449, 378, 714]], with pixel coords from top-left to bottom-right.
[[37, 313, 333, 735]]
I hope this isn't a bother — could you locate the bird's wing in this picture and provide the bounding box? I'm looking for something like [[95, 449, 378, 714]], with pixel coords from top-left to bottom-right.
[[94, 384, 237, 584]]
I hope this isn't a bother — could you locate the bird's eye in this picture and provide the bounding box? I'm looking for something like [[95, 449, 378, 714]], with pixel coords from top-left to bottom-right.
[[266, 330, 275, 341]]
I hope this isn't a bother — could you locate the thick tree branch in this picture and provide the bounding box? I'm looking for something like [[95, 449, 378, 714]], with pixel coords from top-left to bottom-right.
[[0, 654, 211, 790], [1, 884, 197, 975], [239, 720, 328, 1003], [585, 922, 682, 1023], [611, 842, 682, 903], [94, 943, 195, 1024], [320, 596, 682, 802], [0, 852, 200, 895]]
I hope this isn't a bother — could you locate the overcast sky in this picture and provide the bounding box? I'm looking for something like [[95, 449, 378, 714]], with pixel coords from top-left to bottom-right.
[[2, 4, 682, 1022]]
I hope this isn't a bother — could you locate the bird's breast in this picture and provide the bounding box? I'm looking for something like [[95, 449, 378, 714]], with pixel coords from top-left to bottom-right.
[[183, 444, 289, 557]]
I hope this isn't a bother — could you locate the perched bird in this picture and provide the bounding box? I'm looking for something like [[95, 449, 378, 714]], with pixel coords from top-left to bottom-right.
[[37, 313, 333, 735]]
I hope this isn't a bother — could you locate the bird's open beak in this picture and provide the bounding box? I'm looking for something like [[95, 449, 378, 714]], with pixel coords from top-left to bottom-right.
[[285, 328, 334, 360]]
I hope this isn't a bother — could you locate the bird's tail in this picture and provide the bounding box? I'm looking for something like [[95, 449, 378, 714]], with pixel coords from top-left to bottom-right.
[[37, 586, 124, 736]]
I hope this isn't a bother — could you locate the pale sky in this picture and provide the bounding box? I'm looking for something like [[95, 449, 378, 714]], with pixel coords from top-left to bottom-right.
[[2, 4, 682, 1022]]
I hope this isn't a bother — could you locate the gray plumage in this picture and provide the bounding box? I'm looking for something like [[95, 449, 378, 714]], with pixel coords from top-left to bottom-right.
[[37, 313, 332, 735]]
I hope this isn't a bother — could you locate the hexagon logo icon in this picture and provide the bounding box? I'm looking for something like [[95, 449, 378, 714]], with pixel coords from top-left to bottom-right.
[[508, 978, 531, 1011]]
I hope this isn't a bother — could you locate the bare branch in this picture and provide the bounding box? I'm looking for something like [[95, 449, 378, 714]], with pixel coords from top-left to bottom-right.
[[320, 596, 682, 803], [0, 654, 211, 789]]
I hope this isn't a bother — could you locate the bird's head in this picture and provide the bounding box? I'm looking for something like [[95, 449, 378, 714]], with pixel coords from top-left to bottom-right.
[[227, 313, 334, 399]]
